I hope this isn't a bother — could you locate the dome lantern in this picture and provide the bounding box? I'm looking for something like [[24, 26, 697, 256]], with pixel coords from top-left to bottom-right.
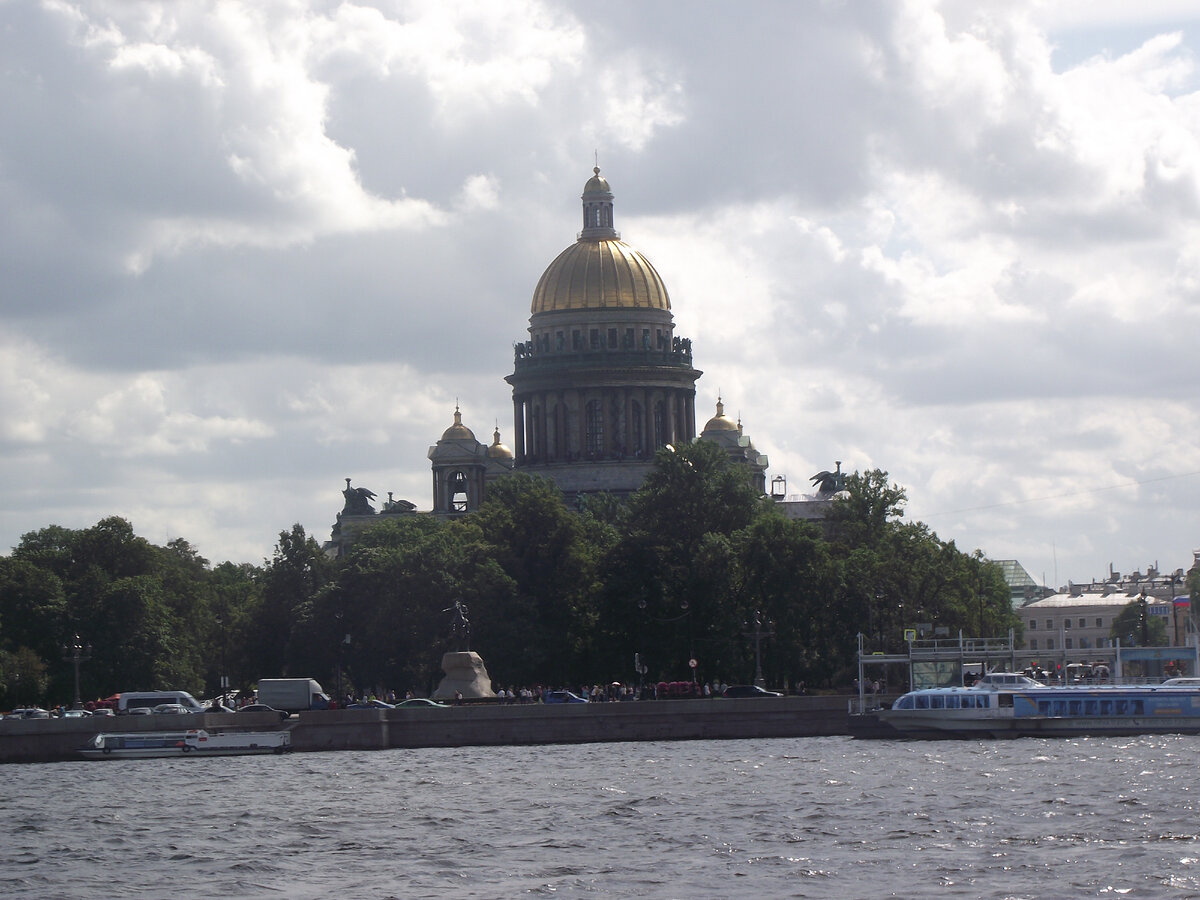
[[580, 166, 618, 240]]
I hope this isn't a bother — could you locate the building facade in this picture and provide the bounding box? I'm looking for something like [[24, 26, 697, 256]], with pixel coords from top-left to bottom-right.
[[504, 168, 703, 503], [1016, 563, 1195, 653]]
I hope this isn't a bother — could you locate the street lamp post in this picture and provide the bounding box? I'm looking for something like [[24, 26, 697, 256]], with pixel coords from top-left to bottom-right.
[[742, 611, 775, 688], [334, 611, 347, 704], [215, 614, 228, 704], [61, 635, 91, 709]]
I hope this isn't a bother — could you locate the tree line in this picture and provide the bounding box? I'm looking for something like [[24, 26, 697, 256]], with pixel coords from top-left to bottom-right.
[[2, 441, 1065, 708]]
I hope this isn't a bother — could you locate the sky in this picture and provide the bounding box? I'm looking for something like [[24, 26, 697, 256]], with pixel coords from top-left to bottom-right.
[[1, 0, 1199, 591]]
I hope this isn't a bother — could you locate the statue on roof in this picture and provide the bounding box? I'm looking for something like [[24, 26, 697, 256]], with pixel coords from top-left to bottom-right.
[[341, 478, 377, 516], [810, 461, 846, 495]]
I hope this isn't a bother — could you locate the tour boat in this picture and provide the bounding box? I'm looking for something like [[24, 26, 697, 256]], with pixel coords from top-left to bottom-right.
[[876, 672, 1200, 739], [78, 728, 291, 758]]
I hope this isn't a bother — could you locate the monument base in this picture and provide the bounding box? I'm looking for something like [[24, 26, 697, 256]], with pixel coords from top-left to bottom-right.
[[433, 651, 496, 700]]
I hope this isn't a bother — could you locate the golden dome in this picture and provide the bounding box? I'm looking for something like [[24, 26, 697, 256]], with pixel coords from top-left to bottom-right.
[[531, 167, 671, 314], [440, 406, 476, 442], [531, 239, 671, 314], [487, 426, 513, 460], [703, 397, 738, 433], [584, 167, 611, 194]]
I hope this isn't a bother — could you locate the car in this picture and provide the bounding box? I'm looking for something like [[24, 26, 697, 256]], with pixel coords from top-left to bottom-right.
[[59, 708, 92, 718], [544, 690, 589, 704], [346, 699, 395, 710], [238, 703, 291, 720], [9, 707, 51, 719], [152, 703, 196, 715], [720, 684, 783, 698], [124, 706, 153, 715], [90, 707, 115, 717], [396, 698, 448, 709]]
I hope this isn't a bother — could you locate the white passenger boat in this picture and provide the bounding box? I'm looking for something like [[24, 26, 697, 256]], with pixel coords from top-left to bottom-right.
[[876, 673, 1200, 739], [79, 728, 291, 758]]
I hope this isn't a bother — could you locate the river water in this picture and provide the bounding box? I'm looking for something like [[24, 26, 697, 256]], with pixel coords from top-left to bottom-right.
[[2, 735, 1198, 899]]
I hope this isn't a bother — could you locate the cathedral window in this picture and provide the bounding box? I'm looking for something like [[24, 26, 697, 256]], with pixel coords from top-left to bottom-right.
[[624, 328, 634, 349], [653, 401, 667, 448], [556, 331, 564, 351], [608, 328, 618, 348], [631, 401, 643, 454], [572, 330, 582, 350], [590, 329, 600, 349], [586, 400, 604, 455]]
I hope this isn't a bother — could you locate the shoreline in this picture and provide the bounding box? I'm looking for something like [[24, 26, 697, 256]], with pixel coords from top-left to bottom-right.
[[0, 695, 888, 764]]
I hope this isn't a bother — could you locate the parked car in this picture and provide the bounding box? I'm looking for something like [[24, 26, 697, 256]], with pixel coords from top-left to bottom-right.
[[124, 706, 153, 715], [396, 698, 448, 709], [544, 690, 589, 704], [346, 699, 395, 710], [152, 703, 195, 715], [238, 703, 290, 720], [9, 707, 51, 719], [59, 708, 92, 718], [720, 684, 783, 698], [90, 707, 115, 717]]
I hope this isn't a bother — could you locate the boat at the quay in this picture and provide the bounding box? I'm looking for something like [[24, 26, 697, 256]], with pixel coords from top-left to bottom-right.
[[873, 672, 1200, 739], [78, 728, 290, 759]]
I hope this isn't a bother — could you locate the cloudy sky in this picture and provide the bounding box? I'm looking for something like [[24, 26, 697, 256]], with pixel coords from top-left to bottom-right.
[[2, 0, 1199, 590]]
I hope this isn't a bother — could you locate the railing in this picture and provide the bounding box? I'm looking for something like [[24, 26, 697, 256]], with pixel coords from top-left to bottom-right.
[[511, 346, 694, 372]]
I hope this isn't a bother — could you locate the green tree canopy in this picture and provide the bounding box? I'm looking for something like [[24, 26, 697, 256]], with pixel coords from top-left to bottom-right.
[[1110, 598, 1169, 647]]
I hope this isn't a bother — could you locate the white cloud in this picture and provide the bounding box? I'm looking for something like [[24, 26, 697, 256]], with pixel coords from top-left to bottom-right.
[[1, 0, 1198, 586]]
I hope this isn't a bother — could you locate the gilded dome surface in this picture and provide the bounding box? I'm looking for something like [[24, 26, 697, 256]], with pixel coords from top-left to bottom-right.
[[584, 170, 611, 194], [703, 398, 738, 433], [531, 239, 671, 314], [487, 427, 513, 459], [440, 407, 476, 442]]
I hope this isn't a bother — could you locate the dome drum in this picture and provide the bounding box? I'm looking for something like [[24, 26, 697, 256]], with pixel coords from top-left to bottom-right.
[[510, 335, 696, 378]]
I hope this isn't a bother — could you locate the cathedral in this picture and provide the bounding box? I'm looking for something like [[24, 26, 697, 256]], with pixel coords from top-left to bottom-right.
[[326, 168, 771, 555]]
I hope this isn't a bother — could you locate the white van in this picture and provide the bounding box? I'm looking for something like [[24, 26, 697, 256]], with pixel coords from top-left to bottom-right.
[[117, 691, 204, 714]]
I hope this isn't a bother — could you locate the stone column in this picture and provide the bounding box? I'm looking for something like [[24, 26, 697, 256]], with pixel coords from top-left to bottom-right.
[[512, 397, 525, 463]]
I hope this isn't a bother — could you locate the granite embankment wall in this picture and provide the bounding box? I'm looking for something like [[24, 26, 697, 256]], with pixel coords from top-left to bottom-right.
[[0, 695, 889, 764]]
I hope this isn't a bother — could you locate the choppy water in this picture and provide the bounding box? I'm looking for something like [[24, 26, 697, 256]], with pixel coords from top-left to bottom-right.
[[2, 735, 1199, 899]]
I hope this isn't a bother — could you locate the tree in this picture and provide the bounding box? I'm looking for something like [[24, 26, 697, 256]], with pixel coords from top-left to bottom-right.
[[209, 561, 261, 695], [597, 441, 768, 684], [471, 474, 602, 684], [734, 513, 836, 688], [1111, 597, 1169, 647], [825, 469, 907, 550], [310, 516, 514, 697], [244, 524, 332, 682]]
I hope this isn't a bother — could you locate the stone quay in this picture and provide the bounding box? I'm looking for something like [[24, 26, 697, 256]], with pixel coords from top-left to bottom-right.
[[0, 695, 880, 764]]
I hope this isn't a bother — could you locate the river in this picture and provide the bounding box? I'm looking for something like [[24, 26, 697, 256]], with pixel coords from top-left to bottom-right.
[[2, 735, 1197, 899]]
